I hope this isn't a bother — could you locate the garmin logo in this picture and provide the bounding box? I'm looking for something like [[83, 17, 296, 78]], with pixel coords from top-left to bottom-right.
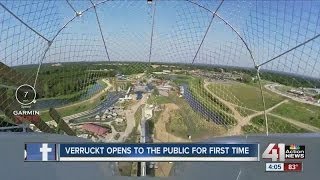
[[13, 110, 40, 116]]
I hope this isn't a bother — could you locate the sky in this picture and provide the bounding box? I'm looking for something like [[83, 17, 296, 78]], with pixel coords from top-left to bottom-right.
[[0, 0, 320, 78]]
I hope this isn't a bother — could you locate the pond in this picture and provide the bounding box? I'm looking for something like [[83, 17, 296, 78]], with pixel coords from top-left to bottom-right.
[[34, 82, 105, 110]]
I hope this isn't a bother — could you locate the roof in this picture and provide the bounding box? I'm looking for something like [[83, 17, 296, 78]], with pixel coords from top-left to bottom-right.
[[82, 123, 108, 136], [115, 118, 124, 122], [14, 115, 40, 124]]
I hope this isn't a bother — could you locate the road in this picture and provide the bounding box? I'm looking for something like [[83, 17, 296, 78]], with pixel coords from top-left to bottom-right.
[[265, 84, 320, 107], [139, 104, 153, 176], [140, 107, 147, 177], [65, 92, 124, 122]]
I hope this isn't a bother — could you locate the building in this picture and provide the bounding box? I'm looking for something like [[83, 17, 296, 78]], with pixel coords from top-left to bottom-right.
[[51, 63, 62, 67], [136, 91, 143, 100], [163, 70, 171, 74], [78, 134, 89, 139], [119, 94, 132, 101], [134, 85, 148, 93], [115, 73, 126, 80], [303, 88, 320, 96], [288, 89, 304, 96], [157, 84, 172, 92], [179, 86, 184, 96], [101, 114, 106, 121], [115, 118, 124, 123], [82, 123, 109, 137]]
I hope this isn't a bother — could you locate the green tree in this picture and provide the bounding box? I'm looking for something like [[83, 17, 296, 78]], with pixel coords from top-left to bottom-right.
[[242, 74, 252, 83], [147, 120, 154, 135], [313, 94, 320, 99], [152, 87, 159, 96]]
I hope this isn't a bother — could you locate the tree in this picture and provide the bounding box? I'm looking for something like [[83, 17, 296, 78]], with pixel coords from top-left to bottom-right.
[[125, 82, 132, 90], [147, 120, 154, 135], [152, 87, 159, 96], [313, 94, 320, 99], [242, 74, 252, 83]]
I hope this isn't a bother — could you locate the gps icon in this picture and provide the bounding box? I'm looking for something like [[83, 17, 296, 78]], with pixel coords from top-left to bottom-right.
[[15, 84, 37, 106]]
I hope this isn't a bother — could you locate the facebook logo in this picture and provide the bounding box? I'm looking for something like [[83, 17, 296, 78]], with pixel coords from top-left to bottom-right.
[[25, 143, 56, 161]]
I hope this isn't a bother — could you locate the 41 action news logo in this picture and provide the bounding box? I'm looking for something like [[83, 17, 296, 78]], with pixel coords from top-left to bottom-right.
[[262, 143, 305, 161]]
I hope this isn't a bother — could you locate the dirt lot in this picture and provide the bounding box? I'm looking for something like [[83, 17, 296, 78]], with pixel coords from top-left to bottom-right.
[[154, 103, 187, 142], [153, 103, 187, 177]]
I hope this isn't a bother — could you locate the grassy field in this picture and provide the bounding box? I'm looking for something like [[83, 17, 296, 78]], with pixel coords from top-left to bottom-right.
[[143, 76, 234, 139], [152, 110, 161, 123], [38, 89, 86, 101], [145, 84, 227, 139], [114, 133, 120, 140], [242, 114, 311, 134], [165, 96, 226, 139], [147, 95, 173, 105], [41, 98, 103, 121], [189, 79, 233, 114], [208, 82, 285, 111], [234, 107, 256, 117], [241, 124, 262, 134], [271, 100, 320, 128], [0, 92, 102, 122], [111, 121, 127, 132], [274, 84, 292, 92], [166, 111, 189, 137], [121, 101, 134, 110], [39, 77, 108, 101], [41, 89, 108, 121], [172, 75, 236, 126]]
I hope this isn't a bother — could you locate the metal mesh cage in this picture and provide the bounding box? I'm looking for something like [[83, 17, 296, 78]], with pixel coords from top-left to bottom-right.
[[0, 0, 319, 140]]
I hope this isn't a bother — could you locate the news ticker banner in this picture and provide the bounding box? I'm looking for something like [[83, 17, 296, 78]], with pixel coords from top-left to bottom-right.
[[24, 143, 259, 162]]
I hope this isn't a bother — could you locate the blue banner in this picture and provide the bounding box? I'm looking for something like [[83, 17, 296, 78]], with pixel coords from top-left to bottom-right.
[[25, 143, 56, 161], [58, 143, 259, 161]]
